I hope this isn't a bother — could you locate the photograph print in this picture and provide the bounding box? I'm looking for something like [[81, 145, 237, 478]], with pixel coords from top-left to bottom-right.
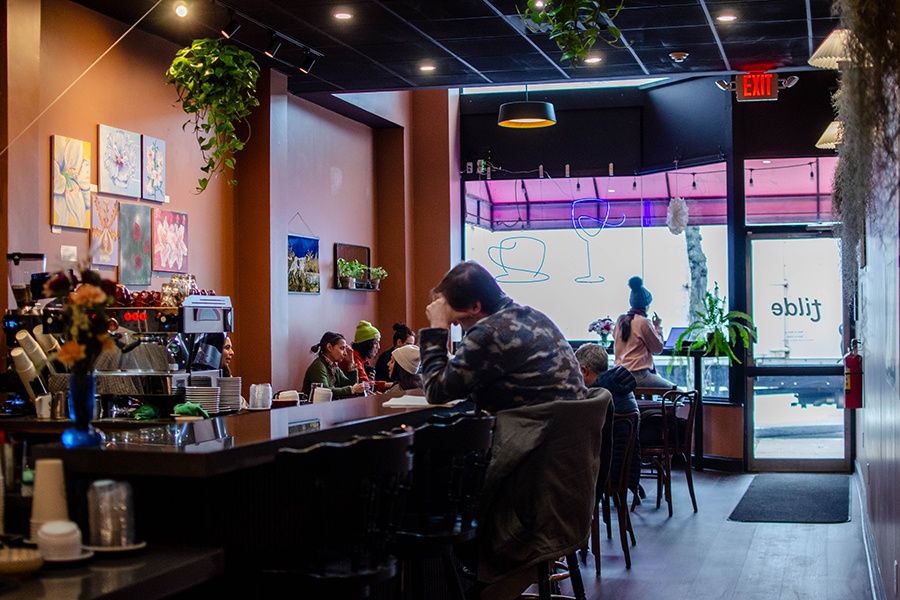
[[288, 235, 320, 294]]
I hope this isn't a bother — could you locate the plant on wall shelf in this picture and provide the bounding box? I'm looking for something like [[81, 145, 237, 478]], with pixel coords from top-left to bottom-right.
[[521, 0, 627, 65], [166, 38, 260, 192], [337, 258, 366, 280], [675, 283, 756, 366], [368, 266, 388, 281]]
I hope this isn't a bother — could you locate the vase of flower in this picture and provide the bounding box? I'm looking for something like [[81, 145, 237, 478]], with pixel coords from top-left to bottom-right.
[[588, 316, 615, 348], [43, 265, 116, 449], [61, 372, 103, 448]]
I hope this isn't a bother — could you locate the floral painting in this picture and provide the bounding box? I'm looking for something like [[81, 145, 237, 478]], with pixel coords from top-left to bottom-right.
[[118, 202, 152, 285], [288, 235, 320, 294], [98, 124, 141, 198], [51, 135, 92, 229], [142, 136, 166, 201], [152, 209, 188, 273], [90, 194, 119, 266]]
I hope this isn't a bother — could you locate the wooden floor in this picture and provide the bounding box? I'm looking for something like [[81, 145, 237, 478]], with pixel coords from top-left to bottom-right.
[[538, 469, 872, 600]]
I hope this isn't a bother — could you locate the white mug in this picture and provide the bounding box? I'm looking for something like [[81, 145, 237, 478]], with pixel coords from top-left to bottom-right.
[[34, 394, 52, 419]]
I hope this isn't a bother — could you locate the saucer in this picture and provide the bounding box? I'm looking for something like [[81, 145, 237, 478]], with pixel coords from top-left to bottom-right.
[[83, 541, 147, 554], [43, 549, 94, 565], [247, 406, 270, 411]]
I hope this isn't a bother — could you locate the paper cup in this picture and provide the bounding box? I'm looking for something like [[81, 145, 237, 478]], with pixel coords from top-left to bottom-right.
[[31, 459, 68, 524]]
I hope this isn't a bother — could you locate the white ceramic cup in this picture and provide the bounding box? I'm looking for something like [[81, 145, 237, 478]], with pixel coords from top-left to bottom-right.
[[34, 394, 52, 419], [36, 520, 82, 560], [312, 387, 333, 404]]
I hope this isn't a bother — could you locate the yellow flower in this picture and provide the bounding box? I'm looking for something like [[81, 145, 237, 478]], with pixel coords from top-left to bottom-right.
[[57, 341, 87, 366], [69, 284, 107, 306]]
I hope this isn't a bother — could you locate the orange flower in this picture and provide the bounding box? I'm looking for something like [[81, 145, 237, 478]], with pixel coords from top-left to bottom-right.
[[57, 341, 87, 366], [69, 284, 107, 306]]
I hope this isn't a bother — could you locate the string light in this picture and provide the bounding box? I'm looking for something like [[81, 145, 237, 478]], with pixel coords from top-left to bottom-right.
[[692, 173, 697, 189], [809, 162, 815, 179], [749, 169, 754, 186]]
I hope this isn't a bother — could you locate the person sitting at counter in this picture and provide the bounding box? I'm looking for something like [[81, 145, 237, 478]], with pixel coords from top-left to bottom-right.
[[220, 335, 234, 377], [379, 344, 423, 399], [342, 320, 388, 393], [373, 322, 415, 381], [302, 332, 366, 398]]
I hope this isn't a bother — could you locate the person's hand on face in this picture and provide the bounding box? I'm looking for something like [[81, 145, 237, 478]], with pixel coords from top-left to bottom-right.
[[426, 295, 467, 329]]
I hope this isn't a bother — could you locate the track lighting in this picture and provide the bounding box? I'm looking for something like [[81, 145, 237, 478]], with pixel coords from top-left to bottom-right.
[[298, 51, 316, 74], [220, 16, 241, 39], [264, 33, 282, 58]]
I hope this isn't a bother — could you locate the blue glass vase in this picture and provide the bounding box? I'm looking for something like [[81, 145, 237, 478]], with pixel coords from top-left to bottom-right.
[[61, 372, 104, 448]]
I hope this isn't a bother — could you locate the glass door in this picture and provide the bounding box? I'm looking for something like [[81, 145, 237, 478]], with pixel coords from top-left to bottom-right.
[[748, 234, 850, 472]]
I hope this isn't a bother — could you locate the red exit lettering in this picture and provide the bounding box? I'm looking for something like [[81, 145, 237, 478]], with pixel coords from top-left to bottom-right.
[[736, 72, 778, 102]]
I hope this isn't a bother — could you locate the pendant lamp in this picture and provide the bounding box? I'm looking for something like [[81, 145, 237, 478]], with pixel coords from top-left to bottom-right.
[[498, 85, 556, 129], [815, 120, 843, 150], [808, 29, 851, 70]]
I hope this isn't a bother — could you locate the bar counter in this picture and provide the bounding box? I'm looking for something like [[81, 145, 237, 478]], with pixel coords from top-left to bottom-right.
[[24, 395, 457, 590]]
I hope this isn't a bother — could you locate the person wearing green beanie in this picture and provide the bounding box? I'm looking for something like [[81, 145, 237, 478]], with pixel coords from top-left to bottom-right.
[[341, 320, 388, 393]]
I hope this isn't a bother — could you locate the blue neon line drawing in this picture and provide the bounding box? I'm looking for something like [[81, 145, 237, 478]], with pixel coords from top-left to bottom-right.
[[571, 198, 626, 284], [487, 236, 550, 283]]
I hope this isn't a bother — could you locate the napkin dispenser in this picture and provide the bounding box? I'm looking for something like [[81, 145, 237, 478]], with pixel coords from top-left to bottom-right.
[[274, 390, 299, 402]]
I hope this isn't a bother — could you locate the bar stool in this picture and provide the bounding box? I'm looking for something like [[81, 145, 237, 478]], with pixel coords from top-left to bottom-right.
[[393, 411, 495, 600], [262, 426, 415, 599]]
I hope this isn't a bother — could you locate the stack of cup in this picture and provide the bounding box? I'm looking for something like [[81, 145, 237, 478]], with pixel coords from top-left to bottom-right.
[[248, 384, 273, 410], [88, 479, 136, 548], [30, 459, 68, 541]]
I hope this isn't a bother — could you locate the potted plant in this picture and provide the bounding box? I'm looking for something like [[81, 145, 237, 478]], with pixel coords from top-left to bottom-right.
[[522, 0, 627, 65], [675, 283, 756, 365], [368, 266, 388, 290], [166, 38, 260, 192], [337, 258, 366, 289]]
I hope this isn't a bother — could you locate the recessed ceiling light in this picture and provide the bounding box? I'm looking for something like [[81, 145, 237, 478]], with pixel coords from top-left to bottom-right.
[[717, 14, 737, 22], [420, 64, 436, 72], [334, 11, 353, 20], [762, 160, 772, 164], [174, 1, 188, 17], [583, 56, 602, 64]]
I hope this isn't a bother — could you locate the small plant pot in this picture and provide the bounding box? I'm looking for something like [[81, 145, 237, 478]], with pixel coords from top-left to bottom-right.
[[338, 276, 355, 289], [370, 278, 381, 290]]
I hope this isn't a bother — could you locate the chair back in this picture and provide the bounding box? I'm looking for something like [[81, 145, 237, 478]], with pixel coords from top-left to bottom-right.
[[610, 411, 640, 493], [401, 411, 495, 538], [640, 389, 699, 455], [272, 426, 415, 580]]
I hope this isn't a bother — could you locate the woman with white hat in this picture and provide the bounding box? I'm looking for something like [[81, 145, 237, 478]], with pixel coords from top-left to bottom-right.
[[380, 344, 424, 398]]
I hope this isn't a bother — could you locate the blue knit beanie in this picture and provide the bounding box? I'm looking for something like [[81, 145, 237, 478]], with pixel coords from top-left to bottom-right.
[[628, 276, 653, 309]]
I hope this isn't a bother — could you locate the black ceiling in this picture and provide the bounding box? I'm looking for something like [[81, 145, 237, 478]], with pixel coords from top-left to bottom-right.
[[71, 0, 840, 97]]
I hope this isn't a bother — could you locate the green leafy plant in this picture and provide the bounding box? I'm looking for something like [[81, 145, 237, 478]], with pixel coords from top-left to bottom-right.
[[166, 38, 260, 192], [522, 0, 627, 65], [676, 283, 756, 365], [337, 258, 366, 279], [368, 266, 388, 280]]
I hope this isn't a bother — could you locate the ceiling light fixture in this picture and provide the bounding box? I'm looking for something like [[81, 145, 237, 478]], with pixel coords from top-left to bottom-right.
[[815, 120, 843, 149], [498, 85, 557, 129], [717, 14, 737, 22], [174, 1, 188, 17], [334, 11, 353, 20], [669, 51, 689, 63], [298, 50, 316, 74], [220, 15, 241, 39], [583, 56, 601, 64], [419, 64, 436, 72], [264, 33, 282, 58], [808, 29, 851, 69]]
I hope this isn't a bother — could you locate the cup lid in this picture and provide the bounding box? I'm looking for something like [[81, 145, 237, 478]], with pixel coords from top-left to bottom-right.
[[38, 520, 78, 537]]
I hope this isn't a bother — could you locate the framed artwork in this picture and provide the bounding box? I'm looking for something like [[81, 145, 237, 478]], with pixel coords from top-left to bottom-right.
[[98, 124, 141, 198], [51, 134, 92, 229], [90, 194, 119, 266], [118, 202, 152, 285], [289, 235, 320, 294], [151, 208, 189, 273], [142, 136, 166, 201]]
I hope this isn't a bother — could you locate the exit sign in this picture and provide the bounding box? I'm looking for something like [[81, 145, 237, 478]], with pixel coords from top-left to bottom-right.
[[736, 72, 778, 102]]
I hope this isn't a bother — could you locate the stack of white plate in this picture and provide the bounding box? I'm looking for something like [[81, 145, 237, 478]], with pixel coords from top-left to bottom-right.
[[184, 386, 220, 414], [217, 377, 242, 412]]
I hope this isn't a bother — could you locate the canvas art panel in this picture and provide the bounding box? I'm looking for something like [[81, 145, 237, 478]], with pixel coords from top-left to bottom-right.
[[152, 209, 189, 273], [90, 194, 119, 266], [98, 124, 141, 198], [51, 134, 92, 229], [142, 136, 166, 201], [288, 235, 320, 294], [118, 202, 152, 285]]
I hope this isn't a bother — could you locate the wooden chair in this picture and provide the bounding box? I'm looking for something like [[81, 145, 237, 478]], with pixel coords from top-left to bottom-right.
[[393, 411, 495, 600], [264, 426, 415, 598], [591, 411, 639, 571], [632, 389, 700, 517]]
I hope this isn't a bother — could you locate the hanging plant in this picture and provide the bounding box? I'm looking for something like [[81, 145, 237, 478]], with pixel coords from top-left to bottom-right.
[[521, 0, 627, 65], [831, 1, 900, 297], [166, 38, 261, 192]]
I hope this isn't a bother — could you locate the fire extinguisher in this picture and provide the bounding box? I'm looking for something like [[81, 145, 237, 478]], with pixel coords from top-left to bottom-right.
[[843, 339, 863, 409]]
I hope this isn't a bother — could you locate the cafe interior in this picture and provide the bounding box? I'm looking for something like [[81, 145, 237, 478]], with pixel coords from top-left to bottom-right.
[[0, 0, 896, 598]]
